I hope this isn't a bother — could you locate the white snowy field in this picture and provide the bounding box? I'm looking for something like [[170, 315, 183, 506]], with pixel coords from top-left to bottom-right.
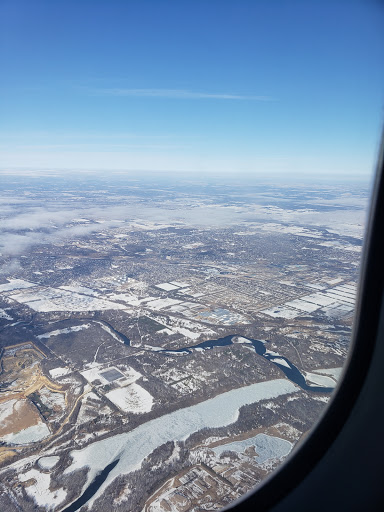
[[212, 433, 292, 464], [80, 364, 141, 386], [64, 378, 299, 510], [38, 455, 60, 470], [1, 422, 50, 445], [39, 388, 66, 411], [19, 468, 67, 509], [38, 324, 91, 339], [105, 383, 153, 413], [264, 284, 357, 321], [145, 297, 182, 310], [0, 399, 51, 445], [59, 285, 100, 296], [0, 398, 17, 424], [0, 279, 36, 292], [49, 367, 71, 379], [155, 283, 179, 291], [9, 287, 126, 312], [285, 299, 320, 313], [303, 293, 338, 307], [261, 306, 300, 319]]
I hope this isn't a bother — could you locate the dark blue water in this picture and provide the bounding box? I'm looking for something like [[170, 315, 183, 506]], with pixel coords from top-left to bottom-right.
[[61, 459, 119, 512], [157, 335, 333, 393]]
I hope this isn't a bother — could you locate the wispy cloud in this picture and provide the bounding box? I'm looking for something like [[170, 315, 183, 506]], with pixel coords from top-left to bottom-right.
[[92, 88, 275, 101]]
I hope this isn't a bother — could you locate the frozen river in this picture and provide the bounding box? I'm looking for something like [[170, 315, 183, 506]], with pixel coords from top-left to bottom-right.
[[63, 378, 299, 510]]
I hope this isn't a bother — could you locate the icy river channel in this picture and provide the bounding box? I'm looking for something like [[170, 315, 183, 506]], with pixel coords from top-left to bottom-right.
[[154, 334, 335, 393], [63, 378, 299, 511]]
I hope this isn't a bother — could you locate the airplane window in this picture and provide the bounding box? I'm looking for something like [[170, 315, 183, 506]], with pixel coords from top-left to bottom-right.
[[0, 2, 383, 512]]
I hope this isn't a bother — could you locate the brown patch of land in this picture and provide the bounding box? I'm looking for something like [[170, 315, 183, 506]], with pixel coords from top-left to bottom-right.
[[0, 399, 42, 436], [0, 448, 18, 464]]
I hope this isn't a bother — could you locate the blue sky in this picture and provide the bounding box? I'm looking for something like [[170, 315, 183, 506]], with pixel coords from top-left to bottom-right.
[[0, 0, 383, 177]]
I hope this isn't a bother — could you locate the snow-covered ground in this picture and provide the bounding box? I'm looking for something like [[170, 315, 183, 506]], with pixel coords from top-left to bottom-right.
[[64, 378, 299, 510], [155, 283, 179, 291], [49, 367, 71, 379], [0, 308, 13, 320], [261, 306, 300, 319], [285, 299, 320, 313], [145, 297, 182, 310], [105, 383, 153, 413], [59, 285, 100, 296], [38, 324, 91, 339], [170, 281, 189, 288], [0, 279, 36, 292], [152, 315, 215, 339], [1, 422, 50, 445], [212, 433, 292, 464], [38, 455, 60, 470], [303, 292, 338, 307], [19, 469, 66, 509], [39, 387, 66, 411], [80, 365, 140, 386], [195, 307, 249, 325], [94, 321, 125, 343], [0, 398, 17, 424], [9, 287, 126, 312], [80, 365, 110, 385]]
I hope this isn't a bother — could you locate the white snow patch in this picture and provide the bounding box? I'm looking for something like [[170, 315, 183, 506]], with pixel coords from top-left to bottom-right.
[[158, 327, 174, 335], [80, 366, 107, 384], [105, 383, 153, 413], [19, 469, 66, 508], [155, 283, 179, 291], [10, 288, 126, 312], [60, 285, 100, 296], [0, 308, 13, 320], [145, 297, 182, 310], [38, 324, 91, 339], [38, 455, 60, 470], [303, 293, 337, 307], [49, 367, 71, 379], [261, 306, 300, 319], [1, 422, 50, 445], [271, 357, 291, 369], [327, 278, 343, 285], [285, 299, 320, 313], [0, 279, 36, 292], [39, 388, 66, 410], [94, 321, 123, 343], [212, 433, 292, 463], [0, 399, 17, 423], [171, 326, 201, 340]]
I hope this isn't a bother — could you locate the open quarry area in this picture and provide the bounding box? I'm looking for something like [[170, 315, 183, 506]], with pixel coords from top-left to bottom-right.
[[0, 172, 368, 511]]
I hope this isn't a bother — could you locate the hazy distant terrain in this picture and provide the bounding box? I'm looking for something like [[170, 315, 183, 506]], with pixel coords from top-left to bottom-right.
[[0, 172, 368, 511]]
